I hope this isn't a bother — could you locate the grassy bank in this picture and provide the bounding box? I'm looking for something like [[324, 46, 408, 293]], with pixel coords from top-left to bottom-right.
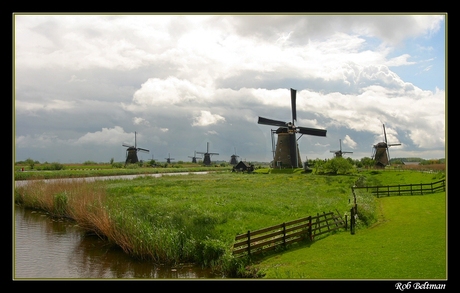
[[14, 169, 446, 278]]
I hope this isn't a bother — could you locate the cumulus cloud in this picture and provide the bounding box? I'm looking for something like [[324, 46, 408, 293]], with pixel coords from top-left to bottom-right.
[[192, 110, 226, 127]]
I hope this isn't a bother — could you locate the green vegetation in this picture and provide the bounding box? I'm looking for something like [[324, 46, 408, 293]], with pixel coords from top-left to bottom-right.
[[14, 166, 446, 279]]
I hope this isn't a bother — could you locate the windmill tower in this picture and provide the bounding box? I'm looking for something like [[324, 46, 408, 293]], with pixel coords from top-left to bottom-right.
[[188, 151, 202, 163], [230, 147, 239, 165], [258, 88, 327, 168], [196, 142, 219, 166], [330, 139, 353, 158], [372, 124, 401, 168], [122, 131, 149, 164], [165, 153, 175, 164]]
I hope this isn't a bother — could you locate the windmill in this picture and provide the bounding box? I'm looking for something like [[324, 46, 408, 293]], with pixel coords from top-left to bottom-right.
[[165, 153, 175, 164], [229, 147, 239, 165], [330, 139, 353, 158], [122, 131, 149, 164], [188, 151, 202, 163], [372, 124, 401, 167], [196, 142, 219, 166], [258, 88, 327, 168]]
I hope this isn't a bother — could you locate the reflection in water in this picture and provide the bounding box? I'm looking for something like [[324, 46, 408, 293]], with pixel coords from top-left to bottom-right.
[[14, 206, 220, 279]]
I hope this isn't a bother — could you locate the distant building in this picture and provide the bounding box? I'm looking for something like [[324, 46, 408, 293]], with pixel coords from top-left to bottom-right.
[[232, 161, 254, 173]]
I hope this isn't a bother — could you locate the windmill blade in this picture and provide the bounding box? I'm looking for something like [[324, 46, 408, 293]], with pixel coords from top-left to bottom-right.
[[122, 143, 134, 148], [137, 148, 149, 153], [342, 151, 353, 154], [297, 126, 327, 137], [290, 88, 297, 123], [388, 143, 401, 147], [258, 116, 288, 127], [383, 124, 388, 144]]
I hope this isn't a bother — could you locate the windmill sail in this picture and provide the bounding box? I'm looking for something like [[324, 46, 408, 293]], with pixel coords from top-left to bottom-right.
[[122, 131, 149, 164], [257, 88, 327, 168], [372, 124, 401, 167]]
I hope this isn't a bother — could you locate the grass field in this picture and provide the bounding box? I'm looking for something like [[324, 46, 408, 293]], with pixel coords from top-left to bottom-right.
[[256, 191, 447, 279], [14, 166, 447, 278]]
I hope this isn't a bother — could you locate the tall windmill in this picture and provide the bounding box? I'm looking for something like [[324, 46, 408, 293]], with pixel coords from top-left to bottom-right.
[[229, 147, 239, 165], [165, 153, 175, 164], [330, 139, 353, 158], [372, 124, 401, 167], [196, 142, 219, 166], [258, 88, 327, 168], [122, 131, 149, 164], [188, 151, 202, 163]]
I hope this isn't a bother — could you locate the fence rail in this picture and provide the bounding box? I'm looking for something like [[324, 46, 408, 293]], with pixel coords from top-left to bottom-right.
[[232, 210, 346, 257], [352, 179, 445, 197]]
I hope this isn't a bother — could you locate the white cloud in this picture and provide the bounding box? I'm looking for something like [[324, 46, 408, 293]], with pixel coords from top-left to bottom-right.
[[75, 126, 131, 145], [192, 110, 226, 127]]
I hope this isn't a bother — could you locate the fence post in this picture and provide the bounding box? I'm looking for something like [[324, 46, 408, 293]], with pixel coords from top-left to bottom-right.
[[345, 214, 348, 231], [420, 183, 423, 195], [246, 230, 251, 256], [282, 222, 286, 247], [350, 207, 355, 235]]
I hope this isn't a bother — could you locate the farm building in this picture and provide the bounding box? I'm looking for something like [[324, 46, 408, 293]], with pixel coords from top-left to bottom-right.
[[232, 161, 254, 173]]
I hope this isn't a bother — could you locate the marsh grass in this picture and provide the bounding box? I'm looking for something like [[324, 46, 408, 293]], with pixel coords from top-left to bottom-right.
[[14, 169, 446, 278]]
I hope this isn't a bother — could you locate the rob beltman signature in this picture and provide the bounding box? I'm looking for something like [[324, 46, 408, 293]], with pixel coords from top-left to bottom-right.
[[395, 282, 446, 290]]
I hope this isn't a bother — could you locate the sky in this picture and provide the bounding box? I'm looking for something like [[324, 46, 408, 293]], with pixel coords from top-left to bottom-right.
[[13, 13, 447, 164]]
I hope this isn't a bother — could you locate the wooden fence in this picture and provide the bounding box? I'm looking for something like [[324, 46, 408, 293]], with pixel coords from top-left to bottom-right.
[[351, 179, 445, 197], [232, 210, 346, 257]]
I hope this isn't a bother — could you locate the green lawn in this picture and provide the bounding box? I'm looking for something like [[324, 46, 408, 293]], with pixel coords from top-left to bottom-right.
[[256, 191, 447, 279]]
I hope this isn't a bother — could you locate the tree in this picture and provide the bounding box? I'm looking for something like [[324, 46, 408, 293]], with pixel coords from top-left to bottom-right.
[[25, 158, 35, 170], [321, 157, 354, 175]]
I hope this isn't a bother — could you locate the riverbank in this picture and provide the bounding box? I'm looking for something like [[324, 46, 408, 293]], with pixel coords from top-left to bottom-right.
[[14, 169, 446, 278]]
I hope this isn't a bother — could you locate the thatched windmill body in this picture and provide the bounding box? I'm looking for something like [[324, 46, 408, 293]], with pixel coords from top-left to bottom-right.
[[165, 153, 175, 164], [230, 147, 239, 165], [122, 132, 149, 164], [188, 151, 202, 163], [330, 139, 353, 158], [258, 88, 327, 168], [197, 142, 219, 166], [372, 124, 401, 167]]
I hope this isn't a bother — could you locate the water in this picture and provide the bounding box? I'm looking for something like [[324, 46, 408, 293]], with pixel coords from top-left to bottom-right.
[[14, 206, 221, 279]]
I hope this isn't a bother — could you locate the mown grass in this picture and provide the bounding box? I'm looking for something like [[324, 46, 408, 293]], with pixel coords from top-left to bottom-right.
[[14, 169, 446, 278], [257, 191, 447, 279]]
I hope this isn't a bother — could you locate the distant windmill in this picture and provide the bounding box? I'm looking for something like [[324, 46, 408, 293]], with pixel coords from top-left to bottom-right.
[[188, 151, 202, 163], [122, 132, 149, 164], [330, 139, 353, 158], [165, 153, 175, 164], [196, 142, 219, 166], [372, 124, 401, 168], [230, 147, 239, 165], [258, 88, 327, 168]]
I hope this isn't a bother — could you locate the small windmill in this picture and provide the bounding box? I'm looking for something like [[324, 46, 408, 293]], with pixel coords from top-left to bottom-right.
[[165, 153, 175, 164], [122, 131, 149, 164], [330, 139, 353, 158], [258, 88, 327, 168], [229, 147, 239, 165], [188, 151, 202, 163], [196, 142, 219, 166], [372, 124, 401, 167]]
